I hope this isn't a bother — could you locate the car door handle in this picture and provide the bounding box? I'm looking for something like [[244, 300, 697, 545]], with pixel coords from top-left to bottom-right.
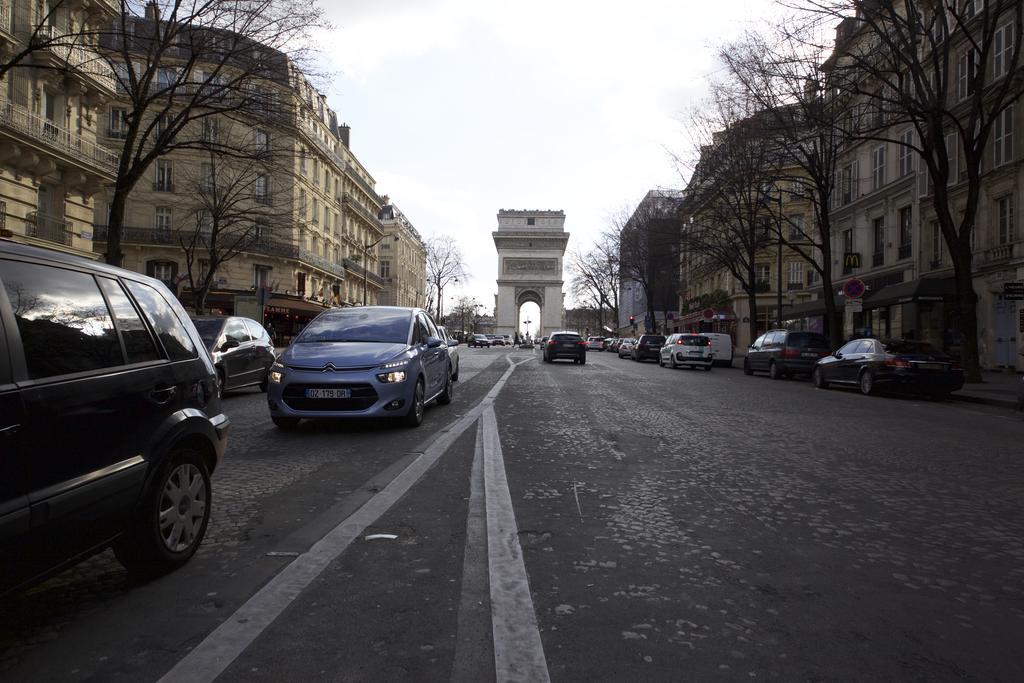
[[150, 386, 178, 404]]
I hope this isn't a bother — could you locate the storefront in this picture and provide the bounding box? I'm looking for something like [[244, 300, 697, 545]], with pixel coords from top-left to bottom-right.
[[678, 308, 737, 337], [263, 296, 333, 345], [861, 277, 958, 354]]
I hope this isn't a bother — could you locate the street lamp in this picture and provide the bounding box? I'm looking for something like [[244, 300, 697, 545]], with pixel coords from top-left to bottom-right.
[[438, 277, 457, 321], [361, 234, 399, 306], [523, 318, 531, 342]]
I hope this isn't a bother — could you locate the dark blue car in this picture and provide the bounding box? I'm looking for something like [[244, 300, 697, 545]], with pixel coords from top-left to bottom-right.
[[267, 307, 453, 428], [813, 338, 964, 398]]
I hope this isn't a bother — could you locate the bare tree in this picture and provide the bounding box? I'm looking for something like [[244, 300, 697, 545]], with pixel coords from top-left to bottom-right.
[[425, 235, 468, 320], [100, 0, 324, 267], [0, 1, 105, 82], [718, 23, 847, 347], [792, 0, 1024, 380], [568, 229, 620, 333], [171, 121, 296, 313]]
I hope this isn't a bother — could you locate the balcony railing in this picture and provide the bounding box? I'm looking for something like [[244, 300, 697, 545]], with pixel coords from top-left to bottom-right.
[[898, 243, 912, 260], [344, 166, 380, 205], [0, 4, 13, 35], [153, 181, 175, 192], [34, 26, 116, 93], [754, 280, 771, 293], [872, 252, 885, 267], [786, 281, 803, 291], [981, 242, 1016, 264], [341, 192, 383, 230], [0, 97, 118, 175], [343, 258, 386, 287], [26, 211, 72, 246], [299, 249, 346, 279]]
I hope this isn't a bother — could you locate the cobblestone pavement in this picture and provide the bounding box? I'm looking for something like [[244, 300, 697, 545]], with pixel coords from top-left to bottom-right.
[[2, 346, 1022, 681]]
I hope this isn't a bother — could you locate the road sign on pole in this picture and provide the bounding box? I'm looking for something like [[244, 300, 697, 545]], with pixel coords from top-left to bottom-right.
[[843, 278, 867, 300]]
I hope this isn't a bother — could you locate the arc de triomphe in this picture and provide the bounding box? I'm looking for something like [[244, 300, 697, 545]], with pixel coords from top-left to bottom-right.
[[492, 209, 568, 338]]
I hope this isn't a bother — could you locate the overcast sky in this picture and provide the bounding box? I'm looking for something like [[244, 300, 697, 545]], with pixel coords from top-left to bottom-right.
[[315, 0, 780, 315]]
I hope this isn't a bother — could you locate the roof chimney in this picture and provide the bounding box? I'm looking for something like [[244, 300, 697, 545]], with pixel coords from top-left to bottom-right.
[[145, 1, 160, 21], [338, 123, 350, 148]]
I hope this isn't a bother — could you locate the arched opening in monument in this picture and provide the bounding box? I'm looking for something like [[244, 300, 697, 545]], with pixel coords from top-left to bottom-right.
[[517, 301, 540, 339]]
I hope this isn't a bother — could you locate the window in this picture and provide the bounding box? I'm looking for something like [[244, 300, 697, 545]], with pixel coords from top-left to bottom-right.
[[843, 228, 854, 253], [300, 150, 307, 175], [323, 205, 330, 230], [255, 129, 269, 152], [155, 160, 173, 191], [994, 104, 1014, 167], [994, 22, 1015, 79], [899, 130, 914, 176], [202, 117, 218, 142], [254, 174, 270, 203], [157, 67, 178, 89], [380, 260, 391, 278], [527, 217, 535, 226], [154, 207, 172, 235], [254, 265, 272, 289], [313, 159, 320, 186], [873, 217, 885, 265], [998, 195, 1015, 244], [0, 261, 122, 378], [787, 262, 803, 289], [312, 197, 319, 223], [945, 133, 958, 184], [898, 207, 912, 259], [299, 189, 307, 218], [124, 280, 197, 361], [841, 161, 858, 204], [871, 145, 886, 190], [296, 271, 306, 295], [224, 318, 251, 344], [956, 48, 978, 100], [931, 221, 943, 265], [97, 278, 160, 364], [788, 214, 804, 240], [108, 107, 128, 138], [756, 263, 770, 288], [200, 163, 214, 191]]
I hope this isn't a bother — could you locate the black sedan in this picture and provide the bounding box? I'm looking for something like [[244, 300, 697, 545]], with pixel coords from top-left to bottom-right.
[[813, 338, 964, 398], [543, 331, 586, 364], [192, 315, 277, 397]]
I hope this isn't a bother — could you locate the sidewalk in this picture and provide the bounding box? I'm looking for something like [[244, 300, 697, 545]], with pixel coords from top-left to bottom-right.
[[951, 370, 1023, 409]]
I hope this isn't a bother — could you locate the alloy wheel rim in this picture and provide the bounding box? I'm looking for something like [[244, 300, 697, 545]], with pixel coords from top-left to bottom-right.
[[415, 383, 424, 420], [159, 463, 206, 553], [861, 373, 872, 393]]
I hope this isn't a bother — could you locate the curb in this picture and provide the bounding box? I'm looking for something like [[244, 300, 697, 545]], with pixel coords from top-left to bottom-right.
[[947, 393, 1021, 410]]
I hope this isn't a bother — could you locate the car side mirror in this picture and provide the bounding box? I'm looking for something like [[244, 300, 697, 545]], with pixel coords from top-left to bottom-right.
[[426, 336, 444, 348], [833, 351, 843, 359], [221, 339, 240, 351], [449, 340, 459, 347]]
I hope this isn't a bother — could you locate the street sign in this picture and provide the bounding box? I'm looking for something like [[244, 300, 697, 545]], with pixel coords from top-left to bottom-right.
[[843, 278, 866, 299], [1003, 281, 1024, 293], [845, 300, 863, 313], [702, 308, 714, 320]]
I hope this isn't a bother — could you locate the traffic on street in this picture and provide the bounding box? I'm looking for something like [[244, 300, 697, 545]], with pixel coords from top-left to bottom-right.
[[3, 344, 1022, 681]]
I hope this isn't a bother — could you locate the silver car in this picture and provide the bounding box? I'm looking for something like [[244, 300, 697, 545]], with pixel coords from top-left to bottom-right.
[[437, 325, 461, 380]]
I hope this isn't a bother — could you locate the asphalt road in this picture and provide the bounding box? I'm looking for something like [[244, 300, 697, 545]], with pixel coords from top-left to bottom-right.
[[2, 346, 1022, 681]]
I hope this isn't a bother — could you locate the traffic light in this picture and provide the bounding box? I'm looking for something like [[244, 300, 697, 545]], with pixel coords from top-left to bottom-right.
[[629, 315, 635, 323]]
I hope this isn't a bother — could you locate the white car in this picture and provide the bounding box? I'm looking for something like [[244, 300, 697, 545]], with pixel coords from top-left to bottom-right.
[[659, 333, 714, 370], [586, 336, 606, 350], [699, 332, 734, 367], [437, 325, 461, 380]]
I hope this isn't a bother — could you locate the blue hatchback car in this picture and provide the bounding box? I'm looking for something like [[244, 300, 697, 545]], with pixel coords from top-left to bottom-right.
[[267, 307, 453, 428]]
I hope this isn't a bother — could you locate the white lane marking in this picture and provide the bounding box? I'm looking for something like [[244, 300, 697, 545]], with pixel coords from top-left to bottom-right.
[[482, 405, 550, 683], [159, 360, 527, 683]]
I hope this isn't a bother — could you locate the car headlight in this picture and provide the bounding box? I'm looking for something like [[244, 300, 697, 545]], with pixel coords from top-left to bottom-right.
[[269, 362, 285, 383], [381, 359, 407, 370], [376, 370, 407, 383]]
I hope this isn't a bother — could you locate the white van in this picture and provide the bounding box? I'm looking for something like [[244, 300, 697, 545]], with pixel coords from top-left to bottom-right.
[[699, 332, 734, 367]]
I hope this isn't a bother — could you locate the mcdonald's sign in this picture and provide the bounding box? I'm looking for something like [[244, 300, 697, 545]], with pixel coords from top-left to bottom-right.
[[843, 252, 861, 268]]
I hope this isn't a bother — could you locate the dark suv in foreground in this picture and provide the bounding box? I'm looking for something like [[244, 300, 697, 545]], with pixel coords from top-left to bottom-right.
[[744, 329, 831, 379], [0, 241, 229, 595], [632, 334, 666, 362], [543, 331, 586, 364]]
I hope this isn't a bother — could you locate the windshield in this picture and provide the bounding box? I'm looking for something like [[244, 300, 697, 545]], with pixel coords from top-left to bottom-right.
[[192, 319, 224, 348], [787, 332, 829, 349], [295, 309, 412, 344]]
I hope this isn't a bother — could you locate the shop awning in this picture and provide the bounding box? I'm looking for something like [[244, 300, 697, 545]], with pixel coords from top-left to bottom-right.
[[783, 295, 848, 319], [266, 296, 331, 315], [865, 277, 956, 308], [678, 307, 736, 325]]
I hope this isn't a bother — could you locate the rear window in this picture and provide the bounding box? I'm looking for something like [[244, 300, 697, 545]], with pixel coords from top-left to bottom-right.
[[883, 340, 943, 355], [192, 319, 224, 348], [639, 335, 665, 345], [679, 335, 710, 346], [552, 333, 581, 342], [786, 332, 829, 349]]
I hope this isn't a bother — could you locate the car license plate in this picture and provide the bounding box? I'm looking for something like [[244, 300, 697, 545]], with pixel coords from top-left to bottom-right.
[[915, 363, 944, 370], [689, 351, 702, 355], [305, 388, 351, 399], [802, 352, 820, 358]]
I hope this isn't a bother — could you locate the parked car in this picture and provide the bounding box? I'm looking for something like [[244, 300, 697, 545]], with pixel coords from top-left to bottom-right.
[[191, 316, 276, 397], [0, 241, 229, 595], [543, 331, 587, 364], [618, 338, 637, 358], [632, 334, 666, 362], [660, 333, 714, 370], [699, 332, 734, 367], [487, 334, 506, 346], [469, 334, 491, 348], [586, 336, 606, 351], [744, 329, 831, 379], [813, 338, 965, 398], [603, 338, 617, 352], [607, 338, 621, 353], [267, 306, 453, 429], [437, 325, 460, 381], [519, 339, 535, 349]]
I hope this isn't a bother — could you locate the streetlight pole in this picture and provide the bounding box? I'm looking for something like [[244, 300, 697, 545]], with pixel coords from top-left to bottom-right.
[[362, 234, 399, 306], [776, 188, 784, 328]]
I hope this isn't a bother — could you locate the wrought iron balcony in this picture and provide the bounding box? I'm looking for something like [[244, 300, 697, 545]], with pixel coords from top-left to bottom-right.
[[25, 211, 72, 246], [299, 249, 346, 279], [786, 281, 804, 291], [0, 97, 118, 175], [898, 243, 912, 260], [33, 26, 116, 94]]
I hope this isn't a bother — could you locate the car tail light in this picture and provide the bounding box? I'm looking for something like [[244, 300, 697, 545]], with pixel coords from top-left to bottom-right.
[[579, 341, 587, 347], [548, 340, 556, 346], [886, 358, 911, 368], [676, 339, 685, 344]]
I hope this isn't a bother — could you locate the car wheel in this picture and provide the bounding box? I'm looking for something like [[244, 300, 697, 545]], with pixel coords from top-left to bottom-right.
[[859, 370, 876, 396], [259, 369, 269, 393], [452, 359, 460, 382], [579, 356, 586, 365], [658, 354, 665, 367], [743, 358, 753, 376], [769, 361, 783, 380], [272, 416, 300, 430], [114, 447, 211, 576], [812, 367, 829, 389], [402, 378, 425, 427], [438, 369, 454, 405]]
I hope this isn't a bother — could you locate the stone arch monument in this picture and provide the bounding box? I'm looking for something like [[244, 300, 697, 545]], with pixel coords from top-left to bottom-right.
[[492, 209, 568, 338]]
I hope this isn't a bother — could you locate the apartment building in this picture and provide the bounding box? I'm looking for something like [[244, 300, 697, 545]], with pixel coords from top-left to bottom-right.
[[617, 190, 683, 335], [0, 0, 119, 258], [377, 197, 426, 308], [87, 12, 390, 342]]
